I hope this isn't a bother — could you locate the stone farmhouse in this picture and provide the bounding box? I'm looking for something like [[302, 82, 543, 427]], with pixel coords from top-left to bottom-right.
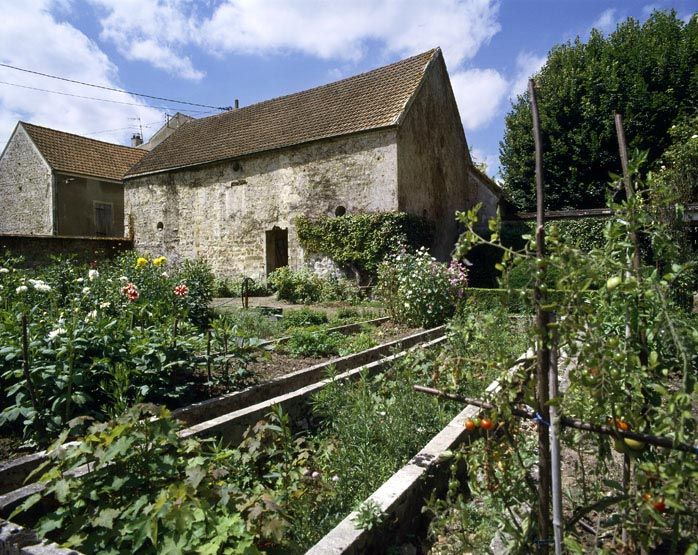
[[124, 48, 500, 279], [0, 122, 146, 237]]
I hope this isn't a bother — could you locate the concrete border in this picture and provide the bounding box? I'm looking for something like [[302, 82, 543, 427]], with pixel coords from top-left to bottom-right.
[[0, 326, 442, 496], [0, 519, 79, 554], [173, 325, 443, 427]]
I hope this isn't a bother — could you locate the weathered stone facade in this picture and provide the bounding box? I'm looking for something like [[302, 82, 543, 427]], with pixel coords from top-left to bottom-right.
[[0, 125, 53, 234], [396, 54, 472, 259], [125, 129, 398, 279]]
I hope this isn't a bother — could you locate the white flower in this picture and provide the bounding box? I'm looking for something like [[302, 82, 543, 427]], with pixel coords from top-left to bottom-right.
[[161, 272, 169, 278], [311, 471, 320, 479], [47, 327, 66, 341], [82, 287, 90, 295], [76, 277, 84, 283], [29, 279, 51, 293], [99, 301, 111, 309], [331, 475, 340, 482], [88, 269, 99, 281], [119, 276, 129, 283], [16, 285, 28, 294], [85, 310, 98, 322], [378, 411, 386, 417], [692, 134, 698, 139], [0, 268, 9, 273]]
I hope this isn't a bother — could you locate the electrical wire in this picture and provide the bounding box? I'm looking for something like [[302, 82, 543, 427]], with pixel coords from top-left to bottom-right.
[[0, 62, 229, 111], [0, 80, 214, 114]]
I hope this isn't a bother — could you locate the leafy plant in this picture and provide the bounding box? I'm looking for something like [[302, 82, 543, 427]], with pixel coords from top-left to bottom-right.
[[352, 500, 385, 531], [283, 328, 344, 358], [376, 247, 468, 327], [450, 150, 698, 550]]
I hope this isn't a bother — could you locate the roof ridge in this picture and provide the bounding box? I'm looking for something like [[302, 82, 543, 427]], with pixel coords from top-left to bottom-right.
[[20, 121, 144, 151], [192, 48, 439, 126]]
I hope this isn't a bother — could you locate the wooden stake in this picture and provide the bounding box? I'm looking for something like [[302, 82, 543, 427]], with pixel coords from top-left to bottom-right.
[[529, 77, 552, 552]]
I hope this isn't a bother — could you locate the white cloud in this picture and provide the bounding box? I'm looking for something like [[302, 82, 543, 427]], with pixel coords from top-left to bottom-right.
[[0, 0, 163, 149], [88, 0, 500, 77], [510, 51, 546, 100], [591, 8, 620, 35], [450, 68, 508, 131], [89, 0, 204, 81]]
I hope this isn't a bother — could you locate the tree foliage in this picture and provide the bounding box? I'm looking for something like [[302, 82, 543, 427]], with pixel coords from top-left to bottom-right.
[[500, 11, 698, 210]]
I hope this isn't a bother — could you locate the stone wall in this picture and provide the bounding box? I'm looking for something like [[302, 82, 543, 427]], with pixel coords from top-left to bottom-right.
[[55, 173, 125, 237], [467, 166, 501, 232], [125, 129, 398, 279], [0, 125, 53, 235], [0, 234, 132, 267], [396, 51, 471, 260]]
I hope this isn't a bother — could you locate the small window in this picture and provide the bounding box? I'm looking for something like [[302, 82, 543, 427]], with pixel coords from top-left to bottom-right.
[[94, 202, 113, 236], [156, 221, 164, 231], [335, 205, 346, 217]]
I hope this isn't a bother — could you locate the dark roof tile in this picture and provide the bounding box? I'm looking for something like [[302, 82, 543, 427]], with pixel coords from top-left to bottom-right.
[[21, 123, 147, 181]]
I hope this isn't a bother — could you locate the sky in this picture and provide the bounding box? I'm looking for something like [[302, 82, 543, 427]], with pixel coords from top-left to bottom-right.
[[0, 0, 695, 180]]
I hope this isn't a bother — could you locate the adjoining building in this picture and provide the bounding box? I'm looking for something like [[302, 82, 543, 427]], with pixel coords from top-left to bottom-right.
[[0, 123, 146, 237], [124, 48, 500, 279]]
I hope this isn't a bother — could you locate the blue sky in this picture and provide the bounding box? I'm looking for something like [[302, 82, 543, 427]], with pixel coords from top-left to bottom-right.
[[1, 0, 695, 179]]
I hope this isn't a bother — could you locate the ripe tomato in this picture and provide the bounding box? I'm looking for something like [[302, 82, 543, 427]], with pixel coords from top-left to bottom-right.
[[464, 419, 476, 431], [615, 419, 630, 431], [481, 418, 494, 430], [653, 500, 666, 512]]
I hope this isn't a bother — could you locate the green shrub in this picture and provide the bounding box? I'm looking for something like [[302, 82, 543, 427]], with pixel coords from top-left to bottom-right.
[[376, 248, 468, 327], [295, 212, 433, 284], [15, 405, 328, 553], [268, 267, 360, 304], [214, 276, 270, 298], [282, 308, 328, 328], [283, 328, 344, 358]]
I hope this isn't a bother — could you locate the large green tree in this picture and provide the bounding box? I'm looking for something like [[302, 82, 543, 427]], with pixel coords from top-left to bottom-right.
[[500, 11, 698, 211]]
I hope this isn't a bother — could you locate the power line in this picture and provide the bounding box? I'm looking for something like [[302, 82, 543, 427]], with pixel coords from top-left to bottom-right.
[[0, 62, 230, 111], [0, 80, 214, 114]]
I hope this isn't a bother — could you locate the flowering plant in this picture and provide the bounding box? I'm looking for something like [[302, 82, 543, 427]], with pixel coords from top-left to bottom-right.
[[376, 247, 467, 327]]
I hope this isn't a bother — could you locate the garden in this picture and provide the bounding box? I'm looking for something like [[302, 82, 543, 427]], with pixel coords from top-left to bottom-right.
[[2, 12, 697, 553]]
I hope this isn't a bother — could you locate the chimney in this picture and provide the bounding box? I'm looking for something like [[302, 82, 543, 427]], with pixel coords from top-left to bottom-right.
[[234, 99, 239, 110], [131, 133, 143, 147]]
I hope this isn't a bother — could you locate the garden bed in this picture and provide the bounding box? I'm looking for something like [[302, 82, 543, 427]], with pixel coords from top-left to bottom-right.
[[0, 326, 442, 496], [0, 334, 454, 554]]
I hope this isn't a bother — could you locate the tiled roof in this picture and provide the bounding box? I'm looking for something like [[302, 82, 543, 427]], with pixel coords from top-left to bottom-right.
[[127, 49, 439, 177], [21, 122, 147, 181]]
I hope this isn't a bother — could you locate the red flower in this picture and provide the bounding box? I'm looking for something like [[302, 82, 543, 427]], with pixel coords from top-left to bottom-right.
[[121, 282, 140, 302], [174, 283, 189, 297]]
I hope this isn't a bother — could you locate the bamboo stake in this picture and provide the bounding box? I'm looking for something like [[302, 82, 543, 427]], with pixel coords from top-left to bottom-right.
[[529, 77, 552, 552], [615, 113, 647, 545], [549, 343, 563, 554], [412, 385, 698, 455]]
